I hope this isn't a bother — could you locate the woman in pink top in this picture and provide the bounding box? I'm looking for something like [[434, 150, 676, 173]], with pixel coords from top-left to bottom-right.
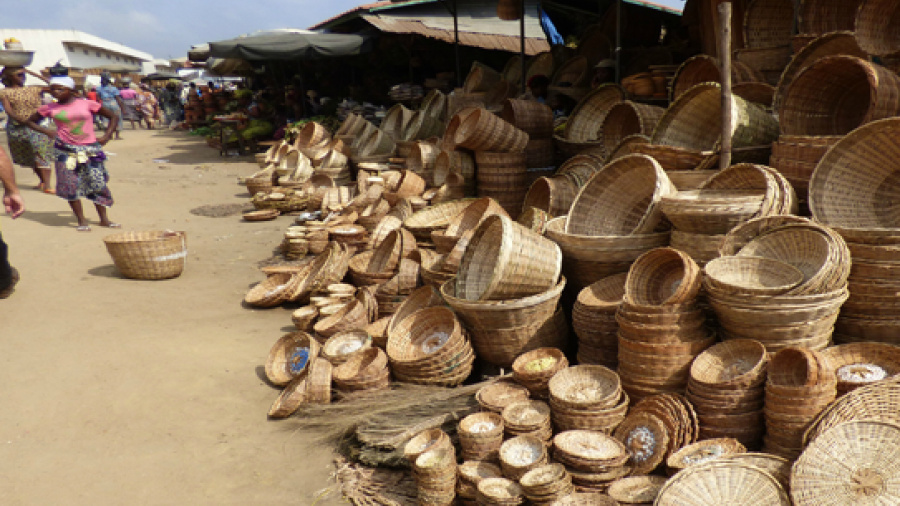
[[25, 76, 121, 231]]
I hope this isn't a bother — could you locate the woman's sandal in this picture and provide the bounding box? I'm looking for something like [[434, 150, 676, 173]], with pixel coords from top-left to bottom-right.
[[100, 222, 121, 229], [76, 225, 92, 232]]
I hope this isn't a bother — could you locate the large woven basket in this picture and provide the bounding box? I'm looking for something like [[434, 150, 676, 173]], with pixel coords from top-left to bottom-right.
[[808, 118, 900, 231], [455, 108, 529, 153], [704, 256, 804, 296], [600, 101, 665, 154], [523, 176, 579, 218], [779, 56, 900, 136], [625, 247, 701, 306], [500, 99, 554, 139], [855, 0, 900, 57], [669, 55, 763, 102], [563, 84, 626, 143], [652, 82, 780, 153], [566, 154, 675, 236], [798, 0, 863, 35], [656, 461, 790, 505], [456, 214, 562, 301], [103, 230, 187, 280], [743, 0, 795, 49]]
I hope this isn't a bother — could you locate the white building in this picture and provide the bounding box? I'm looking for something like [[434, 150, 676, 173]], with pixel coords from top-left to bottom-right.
[[0, 28, 155, 84]]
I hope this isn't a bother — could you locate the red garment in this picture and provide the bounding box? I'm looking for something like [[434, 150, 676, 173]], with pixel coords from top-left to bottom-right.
[[86, 91, 99, 103]]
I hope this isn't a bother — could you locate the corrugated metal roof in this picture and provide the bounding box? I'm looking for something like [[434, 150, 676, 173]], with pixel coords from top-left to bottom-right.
[[361, 14, 550, 55]]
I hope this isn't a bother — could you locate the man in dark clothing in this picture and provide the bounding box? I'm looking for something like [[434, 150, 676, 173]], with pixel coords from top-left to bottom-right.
[[0, 146, 24, 298]]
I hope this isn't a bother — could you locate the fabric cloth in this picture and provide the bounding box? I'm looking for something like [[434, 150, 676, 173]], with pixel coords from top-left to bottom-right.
[[5, 118, 54, 168], [50, 76, 75, 89], [38, 98, 102, 145], [0, 86, 43, 120], [53, 139, 113, 207], [138, 90, 158, 119]]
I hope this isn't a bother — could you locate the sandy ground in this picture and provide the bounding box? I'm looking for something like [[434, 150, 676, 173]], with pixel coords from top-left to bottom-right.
[[0, 128, 346, 505]]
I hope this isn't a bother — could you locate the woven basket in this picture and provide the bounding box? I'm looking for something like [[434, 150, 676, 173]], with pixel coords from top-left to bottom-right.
[[664, 438, 750, 473], [500, 99, 554, 139], [464, 61, 502, 93], [407, 141, 440, 182], [440, 276, 564, 329], [807, 118, 900, 232], [855, 0, 900, 57], [653, 82, 780, 152], [566, 154, 674, 236], [744, 0, 795, 48], [601, 101, 666, 154], [322, 330, 372, 366], [434, 149, 475, 187], [443, 197, 508, 238], [660, 189, 767, 235], [820, 342, 900, 395], [549, 365, 622, 411], [625, 247, 701, 307], [551, 55, 590, 88], [779, 56, 900, 136], [403, 198, 474, 242], [381, 104, 413, 141], [265, 331, 320, 386], [512, 348, 569, 395], [455, 108, 529, 153], [456, 214, 562, 301], [689, 339, 768, 389], [564, 84, 626, 143], [798, 0, 864, 35], [523, 176, 578, 218], [703, 256, 803, 296], [733, 82, 776, 110], [669, 55, 763, 102], [403, 110, 444, 142], [294, 121, 331, 149], [103, 230, 187, 280]]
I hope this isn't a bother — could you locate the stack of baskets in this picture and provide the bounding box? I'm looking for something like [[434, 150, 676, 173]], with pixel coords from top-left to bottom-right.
[[411, 446, 458, 506], [511, 347, 569, 399], [321, 329, 371, 365], [686, 339, 769, 449], [499, 435, 548, 480], [706, 215, 851, 352], [665, 438, 749, 475], [474, 151, 529, 218], [476, 381, 531, 413], [331, 346, 391, 393], [459, 411, 505, 463], [552, 430, 631, 493], [614, 394, 700, 475], [431, 197, 508, 254], [500, 99, 555, 185], [476, 477, 526, 506], [457, 461, 504, 504], [600, 100, 665, 155], [617, 247, 713, 402], [385, 306, 474, 387], [543, 154, 675, 292], [819, 342, 900, 396], [547, 365, 629, 434], [572, 273, 627, 369], [768, 135, 841, 208], [807, 119, 900, 345], [553, 84, 625, 160], [661, 163, 797, 266], [501, 400, 553, 442], [763, 347, 837, 459], [734, 0, 794, 85], [519, 464, 574, 504]]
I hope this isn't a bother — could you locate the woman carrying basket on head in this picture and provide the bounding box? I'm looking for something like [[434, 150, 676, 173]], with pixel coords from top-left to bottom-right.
[[0, 66, 55, 193], [23, 76, 121, 231]]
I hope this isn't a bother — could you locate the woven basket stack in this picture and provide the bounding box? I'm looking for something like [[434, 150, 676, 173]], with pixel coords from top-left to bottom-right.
[[600, 100, 665, 155], [606, 475, 668, 505], [499, 434, 549, 481], [502, 400, 553, 442], [819, 342, 900, 396], [613, 394, 700, 476], [331, 346, 391, 394], [763, 347, 837, 460], [660, 163, 797, 266], [572, 273, 626, 369], [552, 429, 631, 493], [553, 84, 625, 160], [617, 247, 713, 401], [547, 365, 629, 434], [459, 411, 505, 463], [431, 197, 508, 255], [411, 445, 458, 506], [511, 347, 569, 400], [706, 216, 851, 352], [686, 339, 769, 448], [544, 154, 675, 292], [457, 461, 504, 505], [476, 477, 526, 505], [665, 437, 747, 475], [473, 151, 529, 219], [385, 306, 475, 387], [807, 119, 900, 345], [519, 464, 574, 504], [500, 98, 555, 185], [734, 0, 794, 85]]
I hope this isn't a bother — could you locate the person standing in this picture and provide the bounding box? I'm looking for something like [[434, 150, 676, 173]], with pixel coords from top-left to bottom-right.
[[159, 81, 182, 127], [137, 83, 158, 129], [24, 76, 121, 231], [119, 80, 140, 129], [97, 74, 124, 140], [0, 66, 55, 193], [0, 145, 24, 298]]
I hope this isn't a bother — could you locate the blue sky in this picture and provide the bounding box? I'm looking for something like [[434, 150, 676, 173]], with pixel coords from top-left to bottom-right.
[[2, 0, 685, 60]]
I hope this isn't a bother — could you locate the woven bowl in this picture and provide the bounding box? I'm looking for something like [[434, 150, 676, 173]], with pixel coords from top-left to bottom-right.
[[512, 347, 569, 384], [548, 365, 622, 411], [385, 306, 463, 366], [703, 256, 804, 296], [690, 339, 768, 389], [625, 247, 701, 306], [820, 342, 900, 395], [566, 154, 675, 236], [476, 381, 531, 413], [265, 332, 320, 386], [659, 189, 767, 235], [321, 329, 372, 365]]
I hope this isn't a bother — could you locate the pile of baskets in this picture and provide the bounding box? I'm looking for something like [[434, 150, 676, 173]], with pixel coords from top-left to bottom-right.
[[547, 365, 629, 434], [500, 98, 555, 185], [499, 435, 549, 481], [572, 273, 626, 368], [544, 154, 675, 292], [523, 154, 603, 218], [705, 216, 851, 352], [617, 247, 713, 401], [613, 394, 700, 475], [457, 461, 503, 504], [385, 306, 474, 387], [502, 400, 553, 442], [519, 464, 574, 504], [459, 411, 506, 463], [511, 347, 569, 399], [807, 119, 900, 345], [552, 430, 631, 492], [660, 163, 797, 266], [763, 347, 837, 460], [409, 443, 458, 506], [686, 339, 769, 448]]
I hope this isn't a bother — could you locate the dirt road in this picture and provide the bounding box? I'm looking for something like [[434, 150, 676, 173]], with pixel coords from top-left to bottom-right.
[[1, 129, 343, 504]]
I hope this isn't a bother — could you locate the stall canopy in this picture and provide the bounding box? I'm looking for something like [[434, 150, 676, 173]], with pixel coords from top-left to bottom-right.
[[207, 29, 370, 61]]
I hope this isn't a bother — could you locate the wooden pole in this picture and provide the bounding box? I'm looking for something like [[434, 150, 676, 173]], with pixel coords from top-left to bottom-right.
[[718, 2, 733, 170], [520, 0, 527, 90]]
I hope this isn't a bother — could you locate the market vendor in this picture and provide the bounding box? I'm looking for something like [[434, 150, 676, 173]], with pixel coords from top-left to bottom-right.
[[591, 59, 616, 88]]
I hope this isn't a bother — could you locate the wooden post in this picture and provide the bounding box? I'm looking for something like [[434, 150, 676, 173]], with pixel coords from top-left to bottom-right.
[[718, 2, 733, 170]]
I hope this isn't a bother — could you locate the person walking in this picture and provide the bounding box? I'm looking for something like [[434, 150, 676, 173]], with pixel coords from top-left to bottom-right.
[[0, 146, 24, 298], [0, 66, 55, 193], [137, 83, 158, 129], [159, 81, 182, 127], [96, 74, 124, 140], [24, 76, 121, 232], [119, 80, 140, 129]]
